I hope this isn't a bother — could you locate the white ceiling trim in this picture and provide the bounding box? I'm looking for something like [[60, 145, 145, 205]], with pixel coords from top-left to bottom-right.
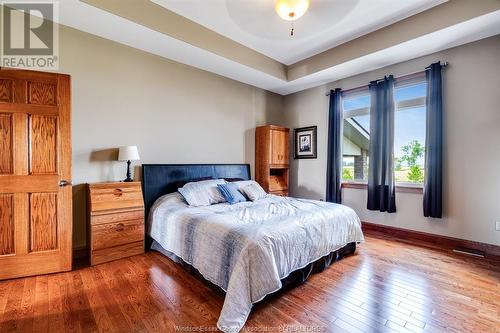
[[56, 1, 500, 95], [58, 0, 285, 90], [272, 10, 500, 95], [152, 0, 446, 65]]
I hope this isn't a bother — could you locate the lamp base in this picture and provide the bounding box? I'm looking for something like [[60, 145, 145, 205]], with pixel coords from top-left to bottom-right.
[[124, 160, 133, 182]]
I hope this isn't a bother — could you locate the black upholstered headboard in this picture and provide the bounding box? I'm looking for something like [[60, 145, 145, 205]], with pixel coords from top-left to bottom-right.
[[142, 164, 251, 218]]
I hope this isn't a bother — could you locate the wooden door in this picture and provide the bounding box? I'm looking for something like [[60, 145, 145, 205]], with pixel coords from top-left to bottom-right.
[[270, 129, 288, 165], [0, 68, 72, 280]]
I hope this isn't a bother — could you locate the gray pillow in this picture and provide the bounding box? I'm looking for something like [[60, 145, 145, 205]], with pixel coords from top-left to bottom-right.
[[178, 179, 227, 207], [240, 182, 267, 201]]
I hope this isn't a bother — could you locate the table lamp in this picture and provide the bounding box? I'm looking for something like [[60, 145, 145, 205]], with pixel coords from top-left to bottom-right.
[[118, 146, 140, 182]]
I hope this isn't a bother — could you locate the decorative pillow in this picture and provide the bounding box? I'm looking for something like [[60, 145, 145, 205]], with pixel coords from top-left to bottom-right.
[[231, 180, 258, 190], [178, 179, 227, 207], [240, 182, 267, 201], [217, 183, 247, 205]]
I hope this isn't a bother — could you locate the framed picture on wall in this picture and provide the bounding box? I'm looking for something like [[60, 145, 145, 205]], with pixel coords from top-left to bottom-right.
[[294, 126, 317, 159]]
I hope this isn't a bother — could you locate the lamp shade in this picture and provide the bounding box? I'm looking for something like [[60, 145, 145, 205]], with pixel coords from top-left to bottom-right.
[[118, 146, 140, 161]]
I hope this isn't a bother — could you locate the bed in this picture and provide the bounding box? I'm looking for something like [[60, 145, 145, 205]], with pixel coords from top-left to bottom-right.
[[142, 164, 364, 332]]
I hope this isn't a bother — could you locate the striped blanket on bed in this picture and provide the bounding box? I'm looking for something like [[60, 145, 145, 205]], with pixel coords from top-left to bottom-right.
[[148, 193, 364, 332]]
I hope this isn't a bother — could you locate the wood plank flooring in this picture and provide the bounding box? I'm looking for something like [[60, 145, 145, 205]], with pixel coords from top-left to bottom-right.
[[0, 230, 498, 333]]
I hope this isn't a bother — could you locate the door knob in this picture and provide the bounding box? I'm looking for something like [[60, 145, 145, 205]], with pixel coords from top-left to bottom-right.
[[59, 180, 72, 187]]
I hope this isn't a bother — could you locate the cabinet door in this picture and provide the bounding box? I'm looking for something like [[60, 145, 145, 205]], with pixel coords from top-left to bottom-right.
[[282, 130, 289, 163], [271, 129, 288, 165]]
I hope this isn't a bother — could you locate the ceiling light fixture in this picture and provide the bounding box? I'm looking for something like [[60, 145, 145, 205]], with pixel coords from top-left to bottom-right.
[[275, 0, 310, 36]]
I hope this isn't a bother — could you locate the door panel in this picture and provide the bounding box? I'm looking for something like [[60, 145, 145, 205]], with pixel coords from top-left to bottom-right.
[[270, 130, 281, 164], [30, 115, 58, 174], [0, 78, 13, 102], [0, 68, 71, 280], [0, 194, 14, 255], [0, 114, 13, 174], [30, 192, 58, 252], [28, 81, 57, 105]]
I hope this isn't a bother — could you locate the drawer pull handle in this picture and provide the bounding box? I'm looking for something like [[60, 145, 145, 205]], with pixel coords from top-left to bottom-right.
[[113, 189, 123, 197], [116, 223, 125, 231]]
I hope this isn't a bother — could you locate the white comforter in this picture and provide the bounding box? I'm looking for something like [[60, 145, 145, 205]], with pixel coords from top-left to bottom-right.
[[148, 193, 364, 332]]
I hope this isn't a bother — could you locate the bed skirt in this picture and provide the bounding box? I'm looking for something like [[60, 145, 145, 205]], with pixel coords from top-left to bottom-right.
[[150, 240, 356, 298]]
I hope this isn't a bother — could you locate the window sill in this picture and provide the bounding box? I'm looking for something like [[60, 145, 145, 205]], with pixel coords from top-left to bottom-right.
[[341, 182, 423, 194]]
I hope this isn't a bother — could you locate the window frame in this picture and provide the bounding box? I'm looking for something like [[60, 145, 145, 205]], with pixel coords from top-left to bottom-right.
[[393, 75, 427, 187], [341, 89, 371, 183], [340, 73, 427, 189]]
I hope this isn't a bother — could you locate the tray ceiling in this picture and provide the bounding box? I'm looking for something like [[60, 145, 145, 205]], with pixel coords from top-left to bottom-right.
[[50, 0, 500, 95], [152, 0, 446, 65]]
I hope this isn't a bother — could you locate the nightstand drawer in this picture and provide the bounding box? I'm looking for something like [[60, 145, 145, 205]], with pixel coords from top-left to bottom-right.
[[92, 219, 144, 251], [88, 183, 143, 213], [91, 241, 144, 266], [91, 209, 144, 225]]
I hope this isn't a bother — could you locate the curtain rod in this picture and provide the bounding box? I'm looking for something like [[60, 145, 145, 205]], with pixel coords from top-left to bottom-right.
[[325, 61, 448, 96]]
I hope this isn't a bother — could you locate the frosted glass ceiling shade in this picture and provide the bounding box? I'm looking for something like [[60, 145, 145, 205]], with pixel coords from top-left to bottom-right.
[[275, 0, 310, 21], [118, 146, 140, 161]]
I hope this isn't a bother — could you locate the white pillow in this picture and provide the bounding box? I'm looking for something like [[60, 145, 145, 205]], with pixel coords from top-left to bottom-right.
[[178, 179, 227, 207], [232, 180, 259, 190], [240, 182, 267, 201]]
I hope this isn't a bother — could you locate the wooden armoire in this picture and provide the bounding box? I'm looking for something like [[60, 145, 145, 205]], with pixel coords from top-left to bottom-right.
[[0, 68, 72, 280], [255, 125, 290, 196]]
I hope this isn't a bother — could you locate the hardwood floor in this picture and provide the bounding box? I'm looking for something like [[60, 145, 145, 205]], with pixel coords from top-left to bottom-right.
[[0, 231, 498, 333]]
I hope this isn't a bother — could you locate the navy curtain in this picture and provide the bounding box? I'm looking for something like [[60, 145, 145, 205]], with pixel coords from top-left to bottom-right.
[[367, 76, 396, 213], [423, 62, 444, 218], [326, 88, 343, 203]]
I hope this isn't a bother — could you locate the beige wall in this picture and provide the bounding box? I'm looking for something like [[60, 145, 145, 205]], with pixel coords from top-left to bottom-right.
[[283, 35, 500, 246], [57, 26, 284, 249], [48, 24, 500, 248]]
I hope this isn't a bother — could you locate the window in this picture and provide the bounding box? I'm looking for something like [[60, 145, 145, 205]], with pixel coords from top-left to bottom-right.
[[394, 80, 427, 184], [342, 93, 370, 182], [341, 76, 427, 185]]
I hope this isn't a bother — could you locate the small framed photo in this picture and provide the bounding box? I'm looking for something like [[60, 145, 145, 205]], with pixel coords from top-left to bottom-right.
[[294, 126, 317, 159]]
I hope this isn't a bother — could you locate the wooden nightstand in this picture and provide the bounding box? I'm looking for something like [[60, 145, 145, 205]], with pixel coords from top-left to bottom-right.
[[87, 181, 145, 266]]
